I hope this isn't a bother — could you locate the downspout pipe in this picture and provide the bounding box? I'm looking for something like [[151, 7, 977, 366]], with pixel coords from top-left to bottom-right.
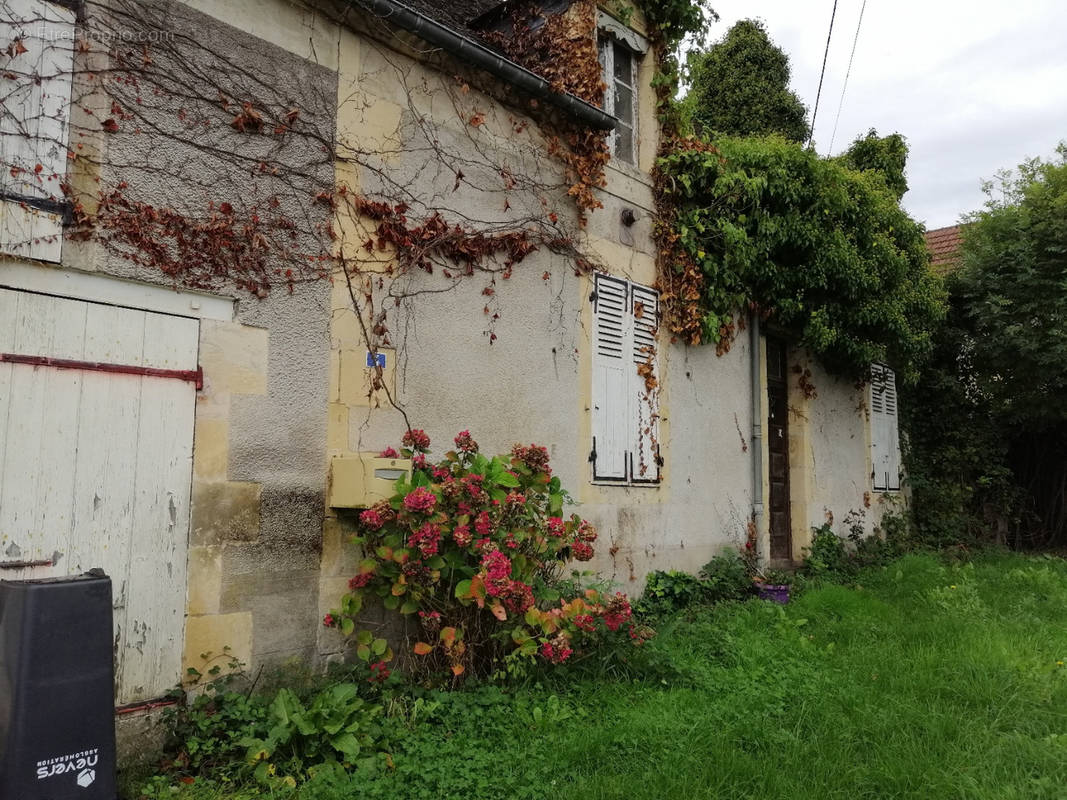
[[750, 313, 764, 539], [351, 0, 618, 131]]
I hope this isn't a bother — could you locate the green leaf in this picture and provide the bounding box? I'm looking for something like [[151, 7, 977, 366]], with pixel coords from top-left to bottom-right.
[[372, 638, 388, 656], [356, 630, 373, 646], [455, 579, 472, 599], [340, 617, 355, 636], [330, 732, 362, 757], [495, 471, 520, 488], [383, 594, 400, 610]]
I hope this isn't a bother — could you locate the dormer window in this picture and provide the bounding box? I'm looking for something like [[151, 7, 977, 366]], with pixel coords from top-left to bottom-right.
[[597, 35, 636, 165]]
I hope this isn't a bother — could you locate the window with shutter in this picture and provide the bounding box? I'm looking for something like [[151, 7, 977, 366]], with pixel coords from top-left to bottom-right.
[[0, 0, 76, 262], [590, 273, 660, 485], [630, 282, 659, 482], [870, 363, 901, 491]]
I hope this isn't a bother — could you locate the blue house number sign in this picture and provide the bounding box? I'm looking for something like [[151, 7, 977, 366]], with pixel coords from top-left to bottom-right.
[[366, 352, 387, 368]]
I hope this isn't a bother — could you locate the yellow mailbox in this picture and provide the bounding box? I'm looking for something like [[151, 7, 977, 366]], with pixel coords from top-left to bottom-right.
[[328, 454, 412, 508]]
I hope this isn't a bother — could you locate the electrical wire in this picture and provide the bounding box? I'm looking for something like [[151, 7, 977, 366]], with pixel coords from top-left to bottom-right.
[[828, 0, 869, 154], [807, 0, 839, 148]]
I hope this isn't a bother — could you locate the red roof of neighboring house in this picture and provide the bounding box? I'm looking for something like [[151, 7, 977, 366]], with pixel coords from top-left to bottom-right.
[[925, 225, 963, 273]]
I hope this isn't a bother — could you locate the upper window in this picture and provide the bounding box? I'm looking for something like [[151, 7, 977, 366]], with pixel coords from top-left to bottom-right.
[[0, 0, 76, 263], [870, 363, 901, 492], [597, 35, 637, 166], [590, 273, 660, 484]]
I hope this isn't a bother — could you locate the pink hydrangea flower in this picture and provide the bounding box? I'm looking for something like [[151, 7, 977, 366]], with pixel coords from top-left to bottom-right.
[[540, 635, 573, 664], [603, 593, 632, 631], [402, 429, 431, 452], [482, 550, 511, 581], [454, 430, 479, 454], [359, 508, 385, 530], [403, 487, 436, 514], [348, 573, 373, 590], [452, 525, 472, 547], [574, 614, 596, 633], [546, 517, 565, 538], [503, 580, 535, 614], [577, 520, 598, 542], [572, 540, 594, 561], [409, 522, 442, 557], [379, 447, 401, 458]]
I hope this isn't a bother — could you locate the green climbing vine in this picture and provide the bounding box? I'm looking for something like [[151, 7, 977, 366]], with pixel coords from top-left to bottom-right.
[[656, 135, 945, 381]]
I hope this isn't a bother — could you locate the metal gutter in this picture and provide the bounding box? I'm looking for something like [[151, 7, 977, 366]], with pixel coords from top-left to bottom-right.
[[351, 0, 618, 131]]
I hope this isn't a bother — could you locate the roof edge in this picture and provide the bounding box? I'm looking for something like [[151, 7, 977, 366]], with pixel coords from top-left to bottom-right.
[[350, 0, 617, 131]]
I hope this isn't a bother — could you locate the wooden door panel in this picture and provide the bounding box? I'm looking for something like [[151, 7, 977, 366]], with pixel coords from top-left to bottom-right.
[[767, 338, 791, 562], [0, 287, 197, 703]]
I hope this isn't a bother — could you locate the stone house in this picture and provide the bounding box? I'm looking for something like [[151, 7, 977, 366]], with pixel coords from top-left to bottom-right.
[[0, 0, 904, 721]]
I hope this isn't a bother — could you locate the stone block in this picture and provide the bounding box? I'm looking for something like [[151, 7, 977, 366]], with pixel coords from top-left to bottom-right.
[[320, 516, 360, 577], [186, 546, 222, 616], [338, 347, 395, 408], [193, 417, 229, 480], [199, 321, 269, 396], [183, 612, 253, 682], [191, 481, 261, 546]]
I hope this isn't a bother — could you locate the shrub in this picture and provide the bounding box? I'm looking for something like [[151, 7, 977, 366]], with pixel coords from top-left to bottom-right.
[[699, 550, 753, 602], [634, 551, 753, 618], [326, 431, 651, 681], [801, 524, 854, 580], [635, 570, 707, 617], [240, 684, 386, 789], [150, 678, 389, 791]]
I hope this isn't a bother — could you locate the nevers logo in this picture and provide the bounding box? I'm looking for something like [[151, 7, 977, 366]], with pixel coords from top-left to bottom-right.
[[36, 747, 100, 788]]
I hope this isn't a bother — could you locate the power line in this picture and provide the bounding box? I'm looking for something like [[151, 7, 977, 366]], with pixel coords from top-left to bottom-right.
[[807, 0, 839, 148], [828, 0, 869, 154]]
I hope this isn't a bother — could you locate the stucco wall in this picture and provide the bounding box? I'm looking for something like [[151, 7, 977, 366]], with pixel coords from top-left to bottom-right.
[[58, 0, 338, 678], [785, 350, 905, 560]]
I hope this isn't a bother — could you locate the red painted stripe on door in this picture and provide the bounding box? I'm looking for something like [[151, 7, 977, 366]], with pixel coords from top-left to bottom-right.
[[0, 353, 203, 389]]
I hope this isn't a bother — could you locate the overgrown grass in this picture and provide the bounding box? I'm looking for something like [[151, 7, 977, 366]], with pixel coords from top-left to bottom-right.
[[129, 551, 1067, 799]]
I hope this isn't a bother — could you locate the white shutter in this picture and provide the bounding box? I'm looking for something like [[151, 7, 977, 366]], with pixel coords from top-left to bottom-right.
[[630, 282, 660, 482], [591, 273, 628, 481], [870, 364, 901, 491], [0, 0, 75, 262]]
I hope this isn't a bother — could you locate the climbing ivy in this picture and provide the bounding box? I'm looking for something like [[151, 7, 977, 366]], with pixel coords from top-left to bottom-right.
[[656, 134, 945, 381]]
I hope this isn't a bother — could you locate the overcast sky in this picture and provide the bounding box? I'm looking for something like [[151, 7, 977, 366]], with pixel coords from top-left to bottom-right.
[[699, 0, 1067, 229]]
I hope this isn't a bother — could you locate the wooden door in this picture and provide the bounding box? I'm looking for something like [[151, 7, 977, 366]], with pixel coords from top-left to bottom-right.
[[0, 287, 198, 703], [766, 338, 792, 563]]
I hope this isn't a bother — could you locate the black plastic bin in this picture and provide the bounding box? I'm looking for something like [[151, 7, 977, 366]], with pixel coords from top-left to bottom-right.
[[0, 570, 117, 799]]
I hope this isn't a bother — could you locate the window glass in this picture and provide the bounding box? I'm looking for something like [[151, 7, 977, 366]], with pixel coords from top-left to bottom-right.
[[613, 43, 632, 84]]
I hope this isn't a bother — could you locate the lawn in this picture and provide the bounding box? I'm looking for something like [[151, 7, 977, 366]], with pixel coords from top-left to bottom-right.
[[132, 551, 1067, 800]]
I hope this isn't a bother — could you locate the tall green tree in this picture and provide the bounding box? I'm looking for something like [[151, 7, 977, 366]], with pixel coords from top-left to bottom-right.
[[683, 19, 810, 142], [904, 143, 1067, 547], [956, 145, 1067, 428], [835, 129, 909, 200]]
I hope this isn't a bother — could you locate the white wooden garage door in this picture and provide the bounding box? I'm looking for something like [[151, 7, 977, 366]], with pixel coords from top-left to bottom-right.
[[0, 286, 198, 704]]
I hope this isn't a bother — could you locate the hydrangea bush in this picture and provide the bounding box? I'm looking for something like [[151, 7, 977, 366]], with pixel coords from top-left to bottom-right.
[[325, 430, 652, 680]]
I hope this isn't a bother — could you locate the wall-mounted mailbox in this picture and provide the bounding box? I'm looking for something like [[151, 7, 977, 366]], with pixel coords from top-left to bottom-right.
[[329, 454, 412, 508]]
